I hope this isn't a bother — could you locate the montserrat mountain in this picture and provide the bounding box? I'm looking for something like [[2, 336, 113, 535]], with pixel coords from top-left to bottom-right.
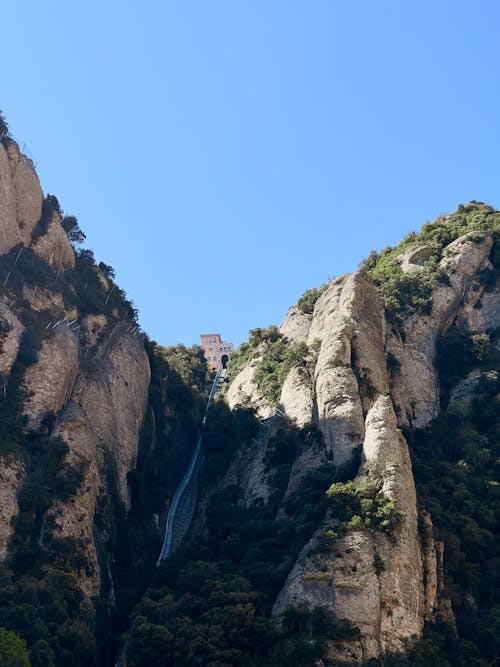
[[0, 120, 498, 666]]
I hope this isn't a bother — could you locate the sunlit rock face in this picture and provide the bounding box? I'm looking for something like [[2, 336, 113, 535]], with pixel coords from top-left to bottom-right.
[[226, 228, 498, 663], [0, 139, 43, 254]]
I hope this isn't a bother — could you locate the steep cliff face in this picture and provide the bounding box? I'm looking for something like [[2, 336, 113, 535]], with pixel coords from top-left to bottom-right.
[[225, 212, 500, 664], [43, 328, 150, 598], [0, 133, 159, 665], [0, 138, 43, 254]]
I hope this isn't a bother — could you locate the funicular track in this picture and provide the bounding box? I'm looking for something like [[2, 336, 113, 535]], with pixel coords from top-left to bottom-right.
[[156, 364, 225, 564]]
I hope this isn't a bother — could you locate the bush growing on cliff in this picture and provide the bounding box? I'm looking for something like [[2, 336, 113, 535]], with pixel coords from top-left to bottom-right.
[[61, 215, 86, 246], [0, 628, 30, 667], [326, 477, 403, 533], [297, 284, 328, 315]]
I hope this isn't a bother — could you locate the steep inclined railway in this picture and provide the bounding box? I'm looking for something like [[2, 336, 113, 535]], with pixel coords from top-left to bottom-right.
[[157, 364, 225, 564]]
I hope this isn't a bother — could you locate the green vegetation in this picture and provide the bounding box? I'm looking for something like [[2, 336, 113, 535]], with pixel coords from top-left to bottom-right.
[[0, 628, 30, 667], [326, 477, 403, 534], [253, 336, 318, 404], [362, 202, 500, 325], [61, 215, 86, 246], [200, 399, 259, 485], [296, 283, 328, 315]]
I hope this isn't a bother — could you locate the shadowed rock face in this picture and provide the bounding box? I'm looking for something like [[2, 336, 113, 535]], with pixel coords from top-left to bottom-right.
[[0, 142, 151, 607], [45, 326, 150, 596], [22, 325, 80, 430], [31, 211, 75, 269], [226, 229, 500, 663]]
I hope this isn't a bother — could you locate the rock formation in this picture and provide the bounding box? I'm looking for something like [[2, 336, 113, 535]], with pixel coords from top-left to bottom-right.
[[227, 220, 500, 663]]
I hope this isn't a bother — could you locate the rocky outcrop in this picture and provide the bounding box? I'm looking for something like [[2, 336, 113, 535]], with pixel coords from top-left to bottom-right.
[[21, 285, 73, 319], [40, 328, 150, 596], [360, 397, 423, 652], [273, 397, 425, 662], [0, 143, 20, 254], [279, 365, 313, 427], [31, 211, 75, 269], [280, 304, 312, 343], [47, 405, 101, 597], [227, 230, 499, 663], [4, 139, 43, 245], [227, 359, 274, 418], [420, 510, 438, 619], [22, 325, 79, 430], [81, 314, 108, 348], [397, 245, 434, 273], [389, 232, 493, 428], [0, 139, 43, 254]]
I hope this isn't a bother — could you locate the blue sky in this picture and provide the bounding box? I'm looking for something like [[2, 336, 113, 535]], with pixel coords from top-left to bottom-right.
[[2, 1, 500, 346]]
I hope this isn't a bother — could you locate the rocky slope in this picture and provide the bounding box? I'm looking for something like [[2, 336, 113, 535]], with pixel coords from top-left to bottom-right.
[[225, 211, 500, 664]]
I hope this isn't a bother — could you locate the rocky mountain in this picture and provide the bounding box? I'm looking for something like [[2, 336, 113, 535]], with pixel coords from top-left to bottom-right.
[[220, 214, 499, 665], [0, 116, 498, 666]]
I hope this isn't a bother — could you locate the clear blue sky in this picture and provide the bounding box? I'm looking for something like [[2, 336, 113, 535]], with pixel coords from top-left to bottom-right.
[[2, 1, 500, 346]]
